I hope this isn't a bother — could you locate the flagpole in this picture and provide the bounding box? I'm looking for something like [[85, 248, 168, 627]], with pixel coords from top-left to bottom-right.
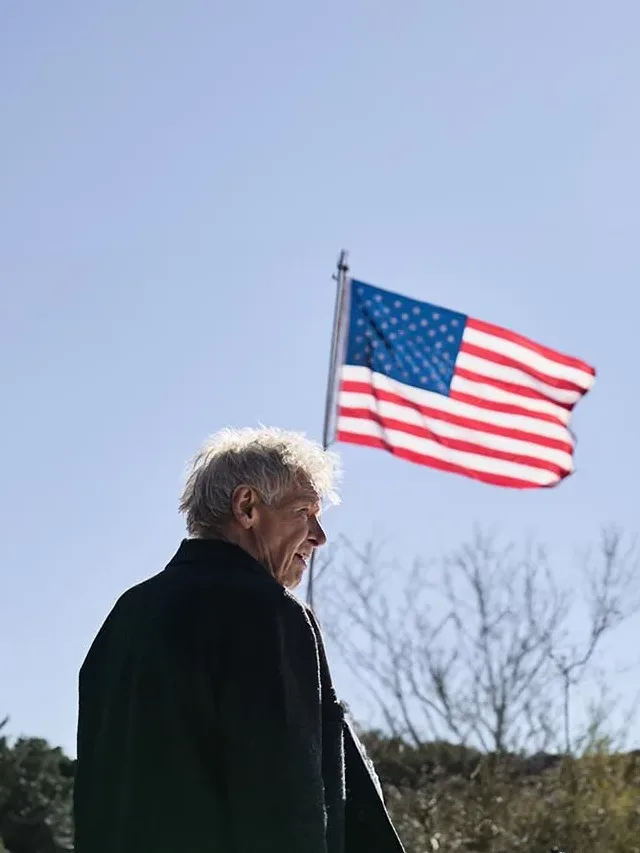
[[306, 249, 350, 610]]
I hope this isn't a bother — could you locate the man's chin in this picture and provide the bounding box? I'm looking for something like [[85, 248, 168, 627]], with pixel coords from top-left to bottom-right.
[[281, 563, 305, 590], [280, 554, 309, 590], [284, 571, 303, 591]]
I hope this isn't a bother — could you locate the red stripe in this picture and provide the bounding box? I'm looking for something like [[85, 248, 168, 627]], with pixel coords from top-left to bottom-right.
[[336, 430, 567, 489], [453, 366, 575, 411], [467, 316, 596, 376], [338, 407, 570, 476], [338, 381, 573, 453], [449, 388, 566, 428], [460, 341, 585, 394]]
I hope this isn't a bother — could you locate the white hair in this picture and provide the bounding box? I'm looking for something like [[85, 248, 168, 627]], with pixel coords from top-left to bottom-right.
[[179, 426, 341, 538]]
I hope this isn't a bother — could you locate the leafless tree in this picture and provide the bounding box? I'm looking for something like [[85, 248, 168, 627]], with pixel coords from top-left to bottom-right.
[[317, 527, 639, 755]]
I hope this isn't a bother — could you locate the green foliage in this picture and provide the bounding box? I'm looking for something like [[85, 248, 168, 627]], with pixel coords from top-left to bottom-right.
[[0, 723, 74, 853], [364, 735, 640, 853], [0, 713, 638, 853]]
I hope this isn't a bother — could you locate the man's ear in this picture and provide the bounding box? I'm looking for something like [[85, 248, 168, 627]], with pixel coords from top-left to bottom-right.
[[230, 485, 259, 529]]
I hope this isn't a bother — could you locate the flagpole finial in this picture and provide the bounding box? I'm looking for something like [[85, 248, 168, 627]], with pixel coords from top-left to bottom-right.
[[336, 250, 349, 277]]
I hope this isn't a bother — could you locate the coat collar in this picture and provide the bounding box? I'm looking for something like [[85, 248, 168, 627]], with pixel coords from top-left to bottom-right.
[[166, 538, 273, 581]]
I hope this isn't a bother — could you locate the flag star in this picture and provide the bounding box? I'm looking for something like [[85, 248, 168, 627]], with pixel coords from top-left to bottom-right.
[[390, 317, 398, 324], [381, 321, 388, 329], [354, 353, 361, 360], [403, 371, 409, 379], [435, 341, 442, 349], [420, 318, 428, 326], [378, 352, 385, 360], [357, 318, 364, 326], [442, 352, 450, 360], [374, 294, 382, 301], [357, 287, 364, 296], [365, 300, 372, 307], [428, 329, 436, 337], [433, 312, 440, 320], [372, 340, 378, 347], [412, 306, 420, 315], [394, 300, 402, 308], [383, 306, 390, 314], [385, 363, 392, 371], [447, 335, 455, 343], [408, 323, 416, 331], [401, 313, 409, 321], [451, 318, 458, 327], [413, 366, 420, 373], [439, 325, 447, 333], [420, 376, 428, 383], [355, 335, 363, 343], [389, 332, 396, 340], [416, 335, 423, 343]]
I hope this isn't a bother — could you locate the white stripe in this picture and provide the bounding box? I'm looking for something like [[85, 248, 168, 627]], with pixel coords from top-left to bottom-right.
[[338, 390, 574, 470], [340, 365, 573, 445], [450, 374, 571, 425], [463, 327, 595, 391], [456, 351, 583, 406], [336, 416, 559, 486]]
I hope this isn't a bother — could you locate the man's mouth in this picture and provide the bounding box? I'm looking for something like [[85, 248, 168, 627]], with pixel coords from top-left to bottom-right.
[[295, 553, 310, 569]]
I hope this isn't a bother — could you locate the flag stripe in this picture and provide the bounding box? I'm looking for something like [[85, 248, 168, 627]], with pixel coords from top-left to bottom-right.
[[339, 383, 573, 451], [460, 341, 585, 394], [337, 404, 573, 472], [337, 430, 555, 488], [449, 383, 570, 427], [450, 373, 572, 424], [336, 419, 561, 486], [466, 316, 596, 376], [453, 366, 575, 411], [456, 351, 584, 406], [463, 326, 595, 390], [341, 369, 573, 445]]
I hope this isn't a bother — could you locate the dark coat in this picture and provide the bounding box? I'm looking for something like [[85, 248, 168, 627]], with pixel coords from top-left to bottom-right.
[[74, 538, 405, 853]]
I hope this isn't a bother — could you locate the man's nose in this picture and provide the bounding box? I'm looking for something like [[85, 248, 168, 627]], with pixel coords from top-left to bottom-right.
[[308, 516, 327, 548]]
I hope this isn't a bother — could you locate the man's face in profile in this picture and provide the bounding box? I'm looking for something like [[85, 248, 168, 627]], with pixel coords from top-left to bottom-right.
[[250, 482, 327, 589]]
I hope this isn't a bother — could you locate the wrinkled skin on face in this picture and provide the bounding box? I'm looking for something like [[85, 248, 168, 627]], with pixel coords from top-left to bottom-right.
[[228, 479, 327, 589]]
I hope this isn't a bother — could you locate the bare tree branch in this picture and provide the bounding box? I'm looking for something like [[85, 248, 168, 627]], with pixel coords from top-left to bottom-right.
[[318, 527, 639, 755]]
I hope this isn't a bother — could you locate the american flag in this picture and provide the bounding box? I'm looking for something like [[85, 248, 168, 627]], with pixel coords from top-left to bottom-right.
[[333, 279, 595, 489]]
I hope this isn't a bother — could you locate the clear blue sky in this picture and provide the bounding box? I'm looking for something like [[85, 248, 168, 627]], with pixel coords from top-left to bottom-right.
[[1, 1, 639, 756]]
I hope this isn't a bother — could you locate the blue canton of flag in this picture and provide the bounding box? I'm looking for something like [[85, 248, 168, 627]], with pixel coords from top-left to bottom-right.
[[344, 280, 467, 397]]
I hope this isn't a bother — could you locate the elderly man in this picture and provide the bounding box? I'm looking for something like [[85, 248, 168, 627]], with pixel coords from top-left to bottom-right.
[[73, 427, 405, 853]]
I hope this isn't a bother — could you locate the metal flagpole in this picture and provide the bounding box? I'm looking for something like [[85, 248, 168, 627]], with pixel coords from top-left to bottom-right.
[[306, 249, 350, 610]]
